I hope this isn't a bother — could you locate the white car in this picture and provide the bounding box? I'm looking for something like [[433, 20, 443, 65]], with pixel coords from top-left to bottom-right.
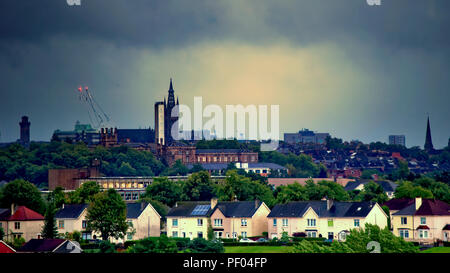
[[239, 238, 256, 243]]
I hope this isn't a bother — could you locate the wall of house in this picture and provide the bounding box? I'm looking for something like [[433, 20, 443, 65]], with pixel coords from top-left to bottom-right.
[[132, 204, 161, 239], [4, 220, 44, 242], [392, 215, 414, 239], [166, 216, 209, 239], [412, 215, 450, 243], [251, 204, 271, 237], [55, 209, 88, 236]]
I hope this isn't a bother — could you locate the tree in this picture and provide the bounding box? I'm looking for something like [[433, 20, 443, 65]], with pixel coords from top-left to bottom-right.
[[182, 171, 215, 201], [86, 189, 129, 241], [0, 179, 46, 214], [190, 163, 205, 173], [274, 182, 308, 204], [0, 226, 4, 241], [394, 181, 434, 199], [68, 181, 101, 204], [140, 177, 183, 207], [42, 202, 58, 239], [354, 181, 388, 204]]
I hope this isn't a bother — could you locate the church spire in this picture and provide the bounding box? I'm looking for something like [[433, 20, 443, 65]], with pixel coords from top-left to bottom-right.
[[169, 78, 173, 91], [167, 78, 176, 109], [424, 115, 434, 152]]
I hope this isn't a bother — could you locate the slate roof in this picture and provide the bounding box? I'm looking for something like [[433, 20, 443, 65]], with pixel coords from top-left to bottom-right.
[[55, 204, 87, 219], [127, 202, 150, 219], [268, 201, 377, 218], [186, 163, 228, 171], [7, 206, 44, 221], [392, 199, 450, 216], [0, 208, 10, 220], [247, 163, 287, 170], [18, 239, 66, 253], [382, 198, 415, 211], [117, 129, 154, 143], [443, 224, 450, 231], [344, 180, 398, 192], [213, 201, 262, 217], [167, 201, 213, 217]]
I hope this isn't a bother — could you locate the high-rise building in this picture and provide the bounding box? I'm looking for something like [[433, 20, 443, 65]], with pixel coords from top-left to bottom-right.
[[155, 79, 179, 145], [424, 116, 434, 152], [19, 116, 30, 146], [388, 135, 406, 147]]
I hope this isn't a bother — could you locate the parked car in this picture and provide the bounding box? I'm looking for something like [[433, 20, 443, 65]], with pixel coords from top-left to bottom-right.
[[239, 238, 256, 243], [256, 238, 268, 243]]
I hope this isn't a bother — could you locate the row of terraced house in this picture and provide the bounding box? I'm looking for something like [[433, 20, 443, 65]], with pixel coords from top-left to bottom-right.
[[1, 197, 449, 248]]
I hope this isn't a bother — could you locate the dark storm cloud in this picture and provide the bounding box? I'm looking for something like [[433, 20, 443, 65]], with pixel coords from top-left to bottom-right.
[[0, 0, 449, 147], [1, 0, 449, 49]]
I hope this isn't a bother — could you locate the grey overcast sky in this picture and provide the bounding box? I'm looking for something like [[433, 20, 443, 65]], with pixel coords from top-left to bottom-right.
[[0, 0, 449, 148]]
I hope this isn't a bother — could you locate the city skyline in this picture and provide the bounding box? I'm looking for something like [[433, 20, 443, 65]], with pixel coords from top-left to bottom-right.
[[1, 1, 450, 148]]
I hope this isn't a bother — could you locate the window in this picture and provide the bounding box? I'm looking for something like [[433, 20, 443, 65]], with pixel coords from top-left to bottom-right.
[[14, 222, 20, 230], [241, 219, 247, 227], [419, 230, 428, 238], [82, 220, 87, 229], [307, 219, 316, 227], [282, 219, 288, 227], [328, 219, 334, 227], [241, 232, 247, 238], [198, 232, 203, 238], [401, 217, 407, 225], [233, 232, 237, 238], [127, 220, 133, 227], [399, 230, 409, 238], [197, 219, 203, 226], [354, 219, 360, 227], [215, 231, 223, 238], [82, 232, 92, 240], [172, 231, 178, 237], [214, 219, 223, 227], [172, 219, 178, 227], [420, 217, 426, 225], [127, 233, 133, 240], [58, 220, 65, 229], [307, 231, 317, 238], [273, 219, 277, 227]]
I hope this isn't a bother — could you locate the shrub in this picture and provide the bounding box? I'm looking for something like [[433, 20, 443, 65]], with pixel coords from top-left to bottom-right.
[[185, 238, 224, 253]]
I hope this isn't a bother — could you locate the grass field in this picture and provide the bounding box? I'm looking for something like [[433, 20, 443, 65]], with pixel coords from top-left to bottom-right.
[[225, 246, 294, 253], [421, 247, 450, 253]]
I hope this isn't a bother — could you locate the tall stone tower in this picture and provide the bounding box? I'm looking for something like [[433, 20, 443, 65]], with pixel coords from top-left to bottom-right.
[[19, 116, 30, 146], [424, 116, 434, 152], [164, 78, 179, 144]]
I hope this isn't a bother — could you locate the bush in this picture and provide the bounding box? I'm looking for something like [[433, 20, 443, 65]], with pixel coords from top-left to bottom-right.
[[172, 237, 191, 249], [185, 238, 224, 253], [126, 235, 178, 253], [98, 240, 116, 253]]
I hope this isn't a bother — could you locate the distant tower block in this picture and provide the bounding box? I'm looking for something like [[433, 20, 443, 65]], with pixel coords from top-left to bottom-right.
[[19, 116, 30, 146]]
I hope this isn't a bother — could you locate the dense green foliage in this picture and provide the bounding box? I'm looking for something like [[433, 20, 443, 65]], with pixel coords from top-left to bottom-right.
[[184, 237, 225, 253], [126, 235, 178, 253], [86, 189, 129, 241], [0, 179, 46, 214], [259, 152, 326, 178], [292, 224, 418, 253]]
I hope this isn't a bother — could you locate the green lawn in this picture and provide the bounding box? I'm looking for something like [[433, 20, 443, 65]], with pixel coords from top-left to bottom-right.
[[225, 246, 294, 253], [421, 247, 450, 253]]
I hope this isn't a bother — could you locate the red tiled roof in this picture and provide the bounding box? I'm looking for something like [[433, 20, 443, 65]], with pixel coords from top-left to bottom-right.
[[7, 206, 44, 221], [415, 199, 450, 216], [0, 241, 16, 253], [416, 225, 430, 230]]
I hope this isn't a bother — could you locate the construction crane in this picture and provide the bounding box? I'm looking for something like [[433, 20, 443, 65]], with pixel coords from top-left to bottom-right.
[[76, 86, 113, 129]]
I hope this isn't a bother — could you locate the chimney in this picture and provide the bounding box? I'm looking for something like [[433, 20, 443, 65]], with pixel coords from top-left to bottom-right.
[[141, 202, 146, 211], [327, 199, 334, 211], [10, 203, 15, 216], [255, 200, 260, 209], [415, 197, 422, 210], [211, 198, 218, 209]]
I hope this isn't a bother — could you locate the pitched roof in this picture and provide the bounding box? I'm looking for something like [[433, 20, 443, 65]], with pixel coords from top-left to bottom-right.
[[0, 240, 16, 253], [18, 239, 66, 253], [415, 199, 450, 216], [0, 208, 10, 220], [382, 198, 415, 211], [7, 206, 44, 221], [268, 201, 377, 218], [247, 163, 287, 170], [392, 199, 450, 216], [127, 202, 150, 219], [55, 204, 87, 219], [186, 163, 228, 171], [443, 224, 450, 231], [213, 201, 262, 217], [167, 201, 213, 217], [345, 180, 398, 192]]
